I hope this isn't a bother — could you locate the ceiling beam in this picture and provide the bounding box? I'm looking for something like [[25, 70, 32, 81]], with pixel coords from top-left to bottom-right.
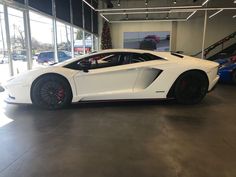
[[110, 19, 188, 23], [100, 7, 236, 15], [96, 5, 202, 12]]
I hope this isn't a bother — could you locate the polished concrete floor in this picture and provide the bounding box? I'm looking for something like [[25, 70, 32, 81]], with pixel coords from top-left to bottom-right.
[[0, 84, 236, 177]]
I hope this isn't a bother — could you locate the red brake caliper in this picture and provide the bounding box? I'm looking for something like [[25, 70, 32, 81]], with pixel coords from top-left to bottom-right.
[[56, 88, 65, 101]]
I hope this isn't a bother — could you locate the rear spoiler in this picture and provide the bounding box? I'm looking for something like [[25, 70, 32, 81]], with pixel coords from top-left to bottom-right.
[[171, 52, 184, 58]]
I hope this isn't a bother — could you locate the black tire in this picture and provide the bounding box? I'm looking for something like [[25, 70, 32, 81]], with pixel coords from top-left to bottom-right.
[[174, 71, 208, 104], [232, 70, 236, 84], [31, 75, 72, 109]]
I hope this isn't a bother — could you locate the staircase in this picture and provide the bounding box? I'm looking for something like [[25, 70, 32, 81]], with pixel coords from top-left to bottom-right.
[[208, 43, 236, 60], [193, 31, 236, 60]]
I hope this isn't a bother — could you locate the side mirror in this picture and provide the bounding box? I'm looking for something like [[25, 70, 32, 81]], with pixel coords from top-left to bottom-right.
[[78, 61, 90, 73]]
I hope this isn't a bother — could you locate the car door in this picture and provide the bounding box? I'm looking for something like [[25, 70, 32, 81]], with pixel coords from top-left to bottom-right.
[[73, 52, 140, 99]]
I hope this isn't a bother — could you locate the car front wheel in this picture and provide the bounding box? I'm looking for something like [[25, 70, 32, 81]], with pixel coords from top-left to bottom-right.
[[174, 71, 209, 104], [31, 75, 72, 109]]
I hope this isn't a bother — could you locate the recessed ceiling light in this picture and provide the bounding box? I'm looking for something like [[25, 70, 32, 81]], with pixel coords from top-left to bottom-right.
[[209, 9, 223, 19], [117, 0, 120, 6], [202, 0, 210, 6], [233, 15, 236, 18], [234, 0, 236, 4], [166, 13, 169, 19], [173, 0, 177, 4], [186, 10, 197, 20]]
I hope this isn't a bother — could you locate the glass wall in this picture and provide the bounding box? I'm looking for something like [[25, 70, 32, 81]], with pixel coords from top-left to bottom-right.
[[74, 27, 84, 56], [56, 21, 72, 62], [29, 11, 54, 67], [0, 4, 9, 83], [84, 32, 92, 54], [8, 7, 27, 75], [0, 1, 99, 78], [93, 35, 98, 52]]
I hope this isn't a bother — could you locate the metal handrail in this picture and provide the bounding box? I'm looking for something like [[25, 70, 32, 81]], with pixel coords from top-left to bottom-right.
[[193, 31, 236, 57]]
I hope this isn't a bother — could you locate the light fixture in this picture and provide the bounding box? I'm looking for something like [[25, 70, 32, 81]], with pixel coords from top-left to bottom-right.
[[82, 0, 96, 10], [145, 0, 148, 6], [234, 0, 236, 4], [209, 9, 223, 19], [233, 15, 236, 18], [126, 14, 128, 20], [202, 0, 210, 6], [186, 10, 197, 20], [100, 14, 110, 22], [117, 0, 120, 6], [166, 13, 169, 19], [173, 0, 177, 4]]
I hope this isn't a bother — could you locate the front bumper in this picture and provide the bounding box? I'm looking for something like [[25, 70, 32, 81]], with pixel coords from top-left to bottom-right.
[[208, 75, 220, 92], [4, 95, 17, 104], [0, 85, 5, 92], [0, 85, 15, 104], [2, 83, 32, 104]]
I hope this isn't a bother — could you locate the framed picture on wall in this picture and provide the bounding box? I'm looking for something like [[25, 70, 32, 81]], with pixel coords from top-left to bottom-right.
[[123, 31, 170, 51]]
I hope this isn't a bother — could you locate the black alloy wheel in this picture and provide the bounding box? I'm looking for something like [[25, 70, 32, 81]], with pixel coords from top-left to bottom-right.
[[31, 75, 72, 109], [174, 71, 209, 104]]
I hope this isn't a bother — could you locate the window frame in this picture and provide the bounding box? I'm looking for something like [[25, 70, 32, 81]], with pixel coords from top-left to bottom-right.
[[64, 52, 165, 71]]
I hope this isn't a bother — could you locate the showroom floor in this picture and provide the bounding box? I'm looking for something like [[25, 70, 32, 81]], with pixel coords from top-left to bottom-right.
[[0, 84, 235, 177]]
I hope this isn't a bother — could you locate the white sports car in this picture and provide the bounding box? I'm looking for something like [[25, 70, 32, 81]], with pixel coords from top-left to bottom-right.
[[1, 49, 219, 109]]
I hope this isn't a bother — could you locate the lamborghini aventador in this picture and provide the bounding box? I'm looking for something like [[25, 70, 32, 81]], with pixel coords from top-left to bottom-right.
[[1, 49, 219, 109]]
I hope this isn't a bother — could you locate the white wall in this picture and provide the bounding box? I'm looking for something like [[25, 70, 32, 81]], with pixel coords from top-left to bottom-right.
[[175, 17, 204, 56], [176, 11, 236, 56], [108, 11, 236, 57]]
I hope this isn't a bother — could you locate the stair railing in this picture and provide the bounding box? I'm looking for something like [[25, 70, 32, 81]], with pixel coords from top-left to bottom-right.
[[193, 31, 236, 58]]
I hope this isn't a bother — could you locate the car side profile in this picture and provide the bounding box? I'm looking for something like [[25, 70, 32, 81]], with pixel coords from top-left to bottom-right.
[[2, 49, 219, 109]]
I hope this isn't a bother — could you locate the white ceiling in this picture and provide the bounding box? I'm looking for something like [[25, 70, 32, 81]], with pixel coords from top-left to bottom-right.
[[92, 0, 236, 22]]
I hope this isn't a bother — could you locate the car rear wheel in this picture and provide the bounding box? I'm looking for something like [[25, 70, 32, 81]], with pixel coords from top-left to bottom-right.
[[232, 70, 236, 84], [174, 71, 208, 104], [31, 75, 72, 109]]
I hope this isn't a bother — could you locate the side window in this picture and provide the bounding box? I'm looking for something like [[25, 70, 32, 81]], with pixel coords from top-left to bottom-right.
[[79, 53, 121, 70], [64, 52, 165, 70], [130, 54, 146, 63], [122, 53, 148, 64], [122, 53, 164, 64]]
